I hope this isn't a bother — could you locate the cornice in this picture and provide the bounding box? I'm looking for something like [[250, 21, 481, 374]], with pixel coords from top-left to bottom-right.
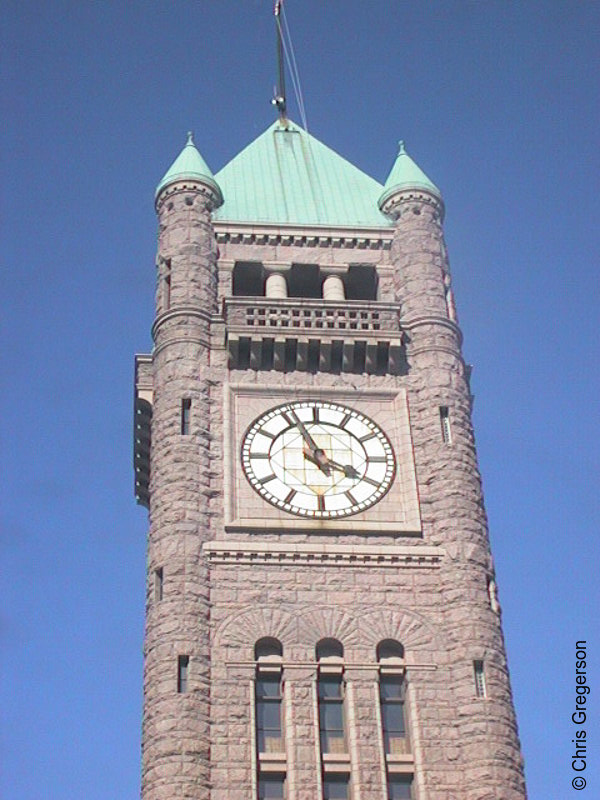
[[203, 541, 442, 568], [213, 221, 393, 251]]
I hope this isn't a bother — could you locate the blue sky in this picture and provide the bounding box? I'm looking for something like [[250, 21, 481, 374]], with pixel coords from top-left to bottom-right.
[[2, 2, 598, 798]]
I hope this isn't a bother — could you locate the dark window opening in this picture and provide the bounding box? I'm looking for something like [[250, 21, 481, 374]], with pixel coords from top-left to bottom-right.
[[387, 774, 413, 799], [323, 775, 349, 800], [177, 655, 189, 693], [288, 264, 321, 298], [474, 660, 486, 698], [258, 774, 285, 799], [345, 265, 378, 300], [233, 261, 265, 296], [440, 406, 451, 443], [154, 567, 163, 601], [181, 398, 191, 435], [162, 259, 172, 310]]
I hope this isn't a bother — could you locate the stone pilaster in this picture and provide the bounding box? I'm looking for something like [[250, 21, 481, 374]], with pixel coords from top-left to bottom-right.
[[345, 668, 385, 800], [285, 667, 320, 800], [142, 182, 220, 800]]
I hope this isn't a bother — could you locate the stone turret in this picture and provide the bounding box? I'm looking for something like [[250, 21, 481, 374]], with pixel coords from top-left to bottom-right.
[[380, 143, 526, 798], [142, 133, 222, 800]]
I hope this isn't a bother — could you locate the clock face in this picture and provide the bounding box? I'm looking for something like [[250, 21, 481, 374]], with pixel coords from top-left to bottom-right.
[[241, 400, 396, 519]]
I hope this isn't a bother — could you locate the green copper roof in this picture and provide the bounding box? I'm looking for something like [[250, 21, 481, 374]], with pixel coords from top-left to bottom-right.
[[156, 132, 222, 203], [378, 141, 441, 209], [213, 120, 391, 228]]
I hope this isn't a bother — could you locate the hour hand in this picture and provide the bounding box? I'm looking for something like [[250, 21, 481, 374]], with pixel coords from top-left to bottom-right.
[[325, 459, 360, 480]]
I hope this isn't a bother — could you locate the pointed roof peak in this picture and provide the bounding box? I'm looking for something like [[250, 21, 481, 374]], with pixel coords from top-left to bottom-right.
[[378, 140, 441, 212], [212, 118, 390, 227], [155, 132, 222, 206]]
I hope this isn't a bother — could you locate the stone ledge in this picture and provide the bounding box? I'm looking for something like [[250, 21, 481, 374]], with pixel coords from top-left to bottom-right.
[[204, 541, 442, 568]]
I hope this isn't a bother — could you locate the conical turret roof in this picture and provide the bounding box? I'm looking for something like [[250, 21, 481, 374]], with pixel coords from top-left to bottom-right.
[[155, 132, 222, 203], [212, 119, 391, 228], [378, 141, 441, 210]]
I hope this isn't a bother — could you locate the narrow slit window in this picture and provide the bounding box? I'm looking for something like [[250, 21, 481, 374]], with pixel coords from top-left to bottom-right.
[[177, 655, 189, 693], [440, 406, 451, 443], [474, 660, 486, 698], [162, 259, 171, 310], [181, 398, 191, 435], [154, 567, 163, 601]]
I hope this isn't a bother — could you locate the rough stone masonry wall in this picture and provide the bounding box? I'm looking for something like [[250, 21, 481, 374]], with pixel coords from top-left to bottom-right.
[[142, 175, 527, 798], [392, 193, 527, 799], [142, 183, 219, 800]]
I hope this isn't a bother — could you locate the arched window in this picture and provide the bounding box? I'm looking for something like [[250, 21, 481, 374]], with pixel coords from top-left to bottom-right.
[[255, 638, 283, 753], [316, 638, 345, 754], [255, 637, 283, 662], [378, 640, 408, 755], [316, 638, 344, 662], [377, 639, 405, 663]]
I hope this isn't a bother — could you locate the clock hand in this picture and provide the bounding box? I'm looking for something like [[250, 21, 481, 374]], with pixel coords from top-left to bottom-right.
[[288, 409, 319, 452], [287, 409, 332, 474], [321, 458, 360, 480]]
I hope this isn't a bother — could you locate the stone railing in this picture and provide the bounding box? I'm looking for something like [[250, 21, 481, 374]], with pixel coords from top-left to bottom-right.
[[223, 298, 405, 374]]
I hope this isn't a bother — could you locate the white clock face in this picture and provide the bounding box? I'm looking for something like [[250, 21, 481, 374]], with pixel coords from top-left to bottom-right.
[[241, 400, 396, 519]]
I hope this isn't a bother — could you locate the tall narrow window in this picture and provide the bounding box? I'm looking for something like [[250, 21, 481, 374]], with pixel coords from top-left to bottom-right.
[[258, 774, 285, 799], [323, 775, 349, 799], [177, 655, 189, 694], [387, 774, 413, 799], [162, 259, 171, 310], [181, 398, 191, 435], [474, 660, 486, 698], [318, 674, 345, 753], [256, 673, 283, 752], [154, 567, 163, 601], [255, 638, 284, 754], [439, 406, 451, 443], [380, 675, 408, 754]]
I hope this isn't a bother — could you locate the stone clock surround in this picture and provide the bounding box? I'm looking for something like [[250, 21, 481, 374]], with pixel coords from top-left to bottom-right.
[[223, 382, 422, 534]]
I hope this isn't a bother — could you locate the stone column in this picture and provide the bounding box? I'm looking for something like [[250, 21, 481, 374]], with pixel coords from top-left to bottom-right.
[[142, 180, 220, 800], [384, 189, 527, 799]]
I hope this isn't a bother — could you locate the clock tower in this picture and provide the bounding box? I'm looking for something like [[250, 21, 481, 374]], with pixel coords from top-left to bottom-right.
[[134, 121, 527, 800]]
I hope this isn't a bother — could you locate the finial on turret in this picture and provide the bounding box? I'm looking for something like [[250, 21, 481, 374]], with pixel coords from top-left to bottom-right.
[[186, 131, 195, 146], [398, 140, 406, 155]]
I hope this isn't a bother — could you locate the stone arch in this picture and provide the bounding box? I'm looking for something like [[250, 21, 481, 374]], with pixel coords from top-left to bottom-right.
[[358, 607, 440, 658], [296, 606, 360, 650], [214, 605, 298, 659]]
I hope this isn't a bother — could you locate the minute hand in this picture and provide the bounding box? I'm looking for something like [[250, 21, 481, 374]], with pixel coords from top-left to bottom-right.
[[288, 410, 332, 474], [288, 409, 320, 453]]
